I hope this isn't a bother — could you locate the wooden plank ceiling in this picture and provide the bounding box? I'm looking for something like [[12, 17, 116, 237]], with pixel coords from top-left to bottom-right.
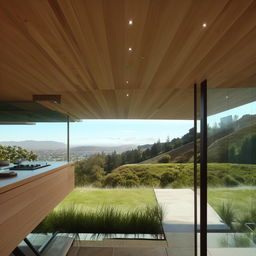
[[0, 0, 256, 119]]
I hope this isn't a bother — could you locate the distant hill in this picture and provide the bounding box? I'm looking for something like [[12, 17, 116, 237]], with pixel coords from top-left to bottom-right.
[[71, 145, 136, 154], [0, 140, 66, 150], [0, 140, 136, 154]]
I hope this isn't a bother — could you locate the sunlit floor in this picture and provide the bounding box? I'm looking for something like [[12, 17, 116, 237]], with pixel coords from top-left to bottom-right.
[[68, 247, 167, 256]]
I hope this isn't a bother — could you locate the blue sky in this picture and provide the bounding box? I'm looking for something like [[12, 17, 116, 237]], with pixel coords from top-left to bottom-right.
[[1, 101, 255, 146], [0, 120, 193, 146], [208, 101, 256, 127]]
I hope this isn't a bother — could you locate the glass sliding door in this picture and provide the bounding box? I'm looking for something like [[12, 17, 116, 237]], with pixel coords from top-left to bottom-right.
[[206, 87, 256, 255], [194, 84, 201, 255]]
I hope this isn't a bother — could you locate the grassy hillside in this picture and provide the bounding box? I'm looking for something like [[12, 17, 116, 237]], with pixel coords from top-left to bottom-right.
[[104, 163, 256, 188], [139, 121, 256, 165], [140, 142, 194, 164]]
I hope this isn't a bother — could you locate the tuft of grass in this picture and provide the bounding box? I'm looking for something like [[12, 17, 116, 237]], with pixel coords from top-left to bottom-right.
[[236, 203, 256, 232], [217, 202, 236, 229], [218, 234, 252, 248], [34, 205, 163, 235], [208, 189, 256, 214]]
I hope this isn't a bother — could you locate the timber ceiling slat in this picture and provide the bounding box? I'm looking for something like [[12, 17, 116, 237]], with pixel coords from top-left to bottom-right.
[[160, 0, 252, 90], [178, 0, 256, 89], [0, 0, 256, 119], [147, 0, 230, 90]]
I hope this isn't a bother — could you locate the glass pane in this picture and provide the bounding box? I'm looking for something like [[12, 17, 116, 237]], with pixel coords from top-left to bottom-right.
[[17, 233, 54, 255], [0, 122, 68, 162], [207, 88, 256, 255]]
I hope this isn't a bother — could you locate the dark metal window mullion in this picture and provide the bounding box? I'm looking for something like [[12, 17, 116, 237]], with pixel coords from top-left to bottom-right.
[[200, 80, 208, 256], [194, 83, 198, 256]]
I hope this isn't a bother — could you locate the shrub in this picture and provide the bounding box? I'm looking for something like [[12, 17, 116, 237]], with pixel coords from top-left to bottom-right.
[[223, 175, 240, 186], [104, 173, 123, 187], [104, 170, 139, 187], [233, 174, 245, 183], [160, 172, 175, 187], [174, 155, 188, 163], [139, 171, 160, 186], [158, 154, 171, 163], [207, 174, 220, 186]]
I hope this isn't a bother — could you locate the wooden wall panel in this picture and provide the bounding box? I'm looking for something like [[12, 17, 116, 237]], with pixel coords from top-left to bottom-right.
[[0, 165, 74, 256]]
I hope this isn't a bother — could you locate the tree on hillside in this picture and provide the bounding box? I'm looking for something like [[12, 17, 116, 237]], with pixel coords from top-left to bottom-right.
[[171, 138, 182, 149], [164, 136, 172, 152], [181, 128, 194, 144], [151, 139, 162, 156], [142, 148, 151, 160], [0, 145, 37, 162], [75, 154, 106, 186], [238, 134, 256, 164], [105, 151, 122, 173]]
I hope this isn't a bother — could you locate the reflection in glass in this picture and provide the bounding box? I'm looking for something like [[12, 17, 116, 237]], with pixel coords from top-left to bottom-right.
[[207, 88, 256, 254]]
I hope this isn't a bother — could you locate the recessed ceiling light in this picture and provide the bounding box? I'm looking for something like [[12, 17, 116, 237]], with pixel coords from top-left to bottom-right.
[[128, 20, 133, 25], [126, 93, 129, 97], [128, 47, 132, 52], [126, 80, 129, 84], [202, 23, 207, 28]]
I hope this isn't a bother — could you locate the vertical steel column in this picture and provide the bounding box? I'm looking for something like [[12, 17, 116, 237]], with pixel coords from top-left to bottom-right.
[[67, 115, 70, 162], [194, 83, 198, 256], [200, 80, 207, 256]]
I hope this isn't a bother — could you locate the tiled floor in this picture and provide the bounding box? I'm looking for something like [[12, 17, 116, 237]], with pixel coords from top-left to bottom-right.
[[67, 247, 168, 256]]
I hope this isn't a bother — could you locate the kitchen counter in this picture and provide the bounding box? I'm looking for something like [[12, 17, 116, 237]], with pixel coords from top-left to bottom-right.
[[0, 161, 74, 255], [0, 162, 73, 194]]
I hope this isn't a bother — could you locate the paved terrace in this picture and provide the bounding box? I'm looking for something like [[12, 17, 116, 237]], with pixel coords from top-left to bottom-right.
[[154, 189, 255, 256]]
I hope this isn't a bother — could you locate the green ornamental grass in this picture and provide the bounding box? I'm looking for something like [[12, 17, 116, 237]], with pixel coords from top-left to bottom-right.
[[34, 205, 163, 235]]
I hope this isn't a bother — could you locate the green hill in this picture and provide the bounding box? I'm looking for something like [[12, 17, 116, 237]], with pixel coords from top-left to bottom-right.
[[139, 141, 194, 164], [104, 163, 256, 188]]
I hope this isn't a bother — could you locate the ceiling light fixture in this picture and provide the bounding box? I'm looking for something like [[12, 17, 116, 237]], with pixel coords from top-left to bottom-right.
[[128, 20, 133, 25], [126, 80, 129, 84], [126, 93, 129, 97], [128, 47, 132, 52], [33, 94, 61, 104], [202, 23, 207, 28]]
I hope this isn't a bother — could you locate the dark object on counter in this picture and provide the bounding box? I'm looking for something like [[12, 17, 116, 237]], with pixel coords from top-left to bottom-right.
[[10, 163, 50, 170], [0, 171, 17, 178]]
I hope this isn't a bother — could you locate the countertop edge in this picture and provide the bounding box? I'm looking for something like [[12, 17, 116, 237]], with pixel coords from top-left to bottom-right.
[[0, 162, 74, 194]]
